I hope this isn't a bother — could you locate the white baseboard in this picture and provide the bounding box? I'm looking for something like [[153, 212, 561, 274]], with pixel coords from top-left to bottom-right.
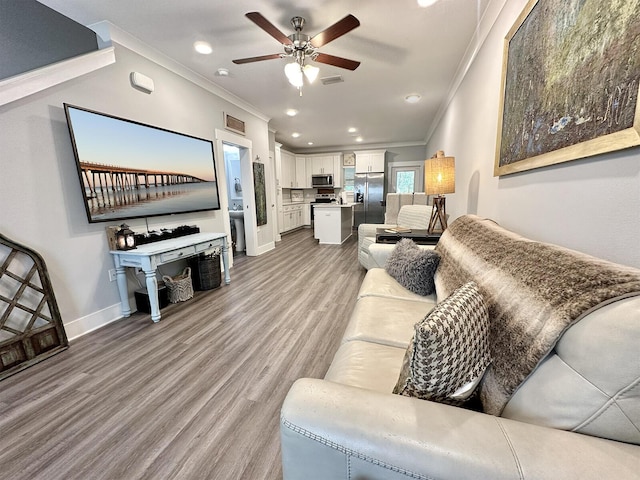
[[64, 302, 125, 341], [256, 242, 275, 256]]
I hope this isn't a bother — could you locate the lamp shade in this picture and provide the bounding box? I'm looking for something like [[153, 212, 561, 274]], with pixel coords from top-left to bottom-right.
[[425, 150, 455, 195], [284, 62, 303, 87]]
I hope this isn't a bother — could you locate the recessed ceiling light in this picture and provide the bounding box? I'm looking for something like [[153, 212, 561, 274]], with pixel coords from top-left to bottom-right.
[[417, 0, 438, 7], [405, 94, 421, 103], [194, 41, 213, 55], [286, 109, 299, 117], [215, 68, 229, 77], [348, 127, 357, 133], [355, 136, 363, 142], [291, 132, 300, 138], [307, 142, 314, 145]]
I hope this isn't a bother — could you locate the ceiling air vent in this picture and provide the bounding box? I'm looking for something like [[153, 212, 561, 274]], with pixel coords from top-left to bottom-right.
[[320, 75, 344, 85]]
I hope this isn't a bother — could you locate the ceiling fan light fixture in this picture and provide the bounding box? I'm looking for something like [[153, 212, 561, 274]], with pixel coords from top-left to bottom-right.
[[303, 64, 320, 83], [284, 62, 304, 87]]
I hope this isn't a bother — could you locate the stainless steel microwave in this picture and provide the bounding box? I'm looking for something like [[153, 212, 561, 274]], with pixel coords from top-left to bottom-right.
[[311, 174, 333, 188]]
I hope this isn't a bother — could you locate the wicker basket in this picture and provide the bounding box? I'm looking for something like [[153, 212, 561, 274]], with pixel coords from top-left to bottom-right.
[[162, 267, 194, 303], [189, 253, 221, 291]]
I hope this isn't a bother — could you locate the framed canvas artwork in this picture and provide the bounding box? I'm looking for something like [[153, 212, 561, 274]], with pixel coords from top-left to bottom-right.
[[494, 0, 640, 176]]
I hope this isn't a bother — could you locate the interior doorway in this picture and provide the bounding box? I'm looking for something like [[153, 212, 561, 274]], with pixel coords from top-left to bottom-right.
[[215, 129, 258, 257]]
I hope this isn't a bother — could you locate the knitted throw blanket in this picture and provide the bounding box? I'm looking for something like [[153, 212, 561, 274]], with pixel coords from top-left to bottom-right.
[[434, 215, 640, 415]]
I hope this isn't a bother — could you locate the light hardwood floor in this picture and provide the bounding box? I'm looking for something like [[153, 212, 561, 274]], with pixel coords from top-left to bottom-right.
[[0, 228, 365, 480]]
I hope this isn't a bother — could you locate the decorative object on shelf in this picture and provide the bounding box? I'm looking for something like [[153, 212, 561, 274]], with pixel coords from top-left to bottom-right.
[[223, 112, 246, 135], [425, 151, 455, 234], [232, 12, 361, 96], [105, 225, 119, 250], [494, 0, 640, 176], [133, 225, 200, 246], [0, 233, 69, 381], [344, 153, 355, 166], [116, 223, 136, 250], [162, 267, 194, 303]]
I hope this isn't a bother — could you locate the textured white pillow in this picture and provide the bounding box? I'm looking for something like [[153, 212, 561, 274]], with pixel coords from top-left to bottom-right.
[[393, 281, 491, 405]]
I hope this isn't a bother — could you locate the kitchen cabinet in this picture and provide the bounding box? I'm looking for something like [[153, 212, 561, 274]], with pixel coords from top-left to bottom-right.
[[281, 150, 296, 188], [355, 150, 386, 173], [313, 204, 354, 244], [282, 204, 305, 233], [310, 156, 334, 175], [295, 156, 308, 188], [280, 151, 307, 188]]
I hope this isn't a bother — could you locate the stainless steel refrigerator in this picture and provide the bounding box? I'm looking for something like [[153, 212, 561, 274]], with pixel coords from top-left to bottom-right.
[[354, 172, 384, 227]]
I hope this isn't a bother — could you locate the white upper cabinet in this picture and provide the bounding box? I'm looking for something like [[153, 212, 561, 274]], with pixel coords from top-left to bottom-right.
[[280, 150, 296, 188], [295, 156, 308, 188], [355, 150, 386, 173]]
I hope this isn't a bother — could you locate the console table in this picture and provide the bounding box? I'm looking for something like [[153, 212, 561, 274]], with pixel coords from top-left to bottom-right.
[[110, 232, 230, 322]]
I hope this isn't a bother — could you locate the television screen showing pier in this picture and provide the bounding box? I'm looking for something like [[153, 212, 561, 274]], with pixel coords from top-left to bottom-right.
[[64, 104, 221, 223]]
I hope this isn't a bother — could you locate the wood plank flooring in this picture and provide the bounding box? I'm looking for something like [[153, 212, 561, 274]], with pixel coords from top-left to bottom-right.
[[0, 228, 365, 480]]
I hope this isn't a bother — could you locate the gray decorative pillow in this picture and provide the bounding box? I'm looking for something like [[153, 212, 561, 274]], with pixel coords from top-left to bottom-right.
[[385, 239, 440, 296], [393, 281, 491, 406]]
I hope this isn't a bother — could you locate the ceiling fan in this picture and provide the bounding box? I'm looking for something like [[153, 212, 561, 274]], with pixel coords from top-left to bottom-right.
[[233, 12, 361, 89]]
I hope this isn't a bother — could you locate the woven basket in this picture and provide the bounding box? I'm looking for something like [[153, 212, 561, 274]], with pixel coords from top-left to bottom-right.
[[162, 267, 194, 303], [189, 253, 221, 291]]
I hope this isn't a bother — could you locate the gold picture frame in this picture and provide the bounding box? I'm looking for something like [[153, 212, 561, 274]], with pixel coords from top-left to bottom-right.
[[494, 0, 640, 176]]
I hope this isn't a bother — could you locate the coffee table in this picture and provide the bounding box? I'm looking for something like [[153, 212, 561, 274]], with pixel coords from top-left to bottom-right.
[[375, 228, 441, 245]]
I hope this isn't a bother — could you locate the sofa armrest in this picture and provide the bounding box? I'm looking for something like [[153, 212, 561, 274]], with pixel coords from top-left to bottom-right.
[[281, 379, 639, 480], [357, 223, 396, 245]]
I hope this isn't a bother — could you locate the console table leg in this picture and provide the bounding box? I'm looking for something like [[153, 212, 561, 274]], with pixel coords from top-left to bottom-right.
[[144, 270, 161, 322], [222, 237, 231, 285], [115, 266, 131, 317]]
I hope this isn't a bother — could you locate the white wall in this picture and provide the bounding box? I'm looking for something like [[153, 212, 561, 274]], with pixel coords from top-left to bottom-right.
[[426, 0, 640, 268], [0, 44, 271, 339]]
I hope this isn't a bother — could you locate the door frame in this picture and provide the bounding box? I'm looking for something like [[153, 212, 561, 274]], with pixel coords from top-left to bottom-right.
[[215, 129, 258, 256]]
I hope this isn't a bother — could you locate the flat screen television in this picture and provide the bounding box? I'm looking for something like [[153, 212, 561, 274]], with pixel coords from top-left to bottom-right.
[[63, 103, 221, 223]]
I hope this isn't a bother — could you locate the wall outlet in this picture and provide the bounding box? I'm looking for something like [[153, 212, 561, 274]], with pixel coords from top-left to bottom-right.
[[108, 269, 117, 282]]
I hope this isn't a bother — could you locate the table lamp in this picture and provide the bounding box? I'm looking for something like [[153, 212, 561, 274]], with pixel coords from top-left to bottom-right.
[[425, 150, 455, 233]]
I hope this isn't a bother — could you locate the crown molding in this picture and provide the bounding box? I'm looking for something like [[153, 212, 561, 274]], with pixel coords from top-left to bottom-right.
[[424, 0, 508, 142], [89, 21, 270, 123]]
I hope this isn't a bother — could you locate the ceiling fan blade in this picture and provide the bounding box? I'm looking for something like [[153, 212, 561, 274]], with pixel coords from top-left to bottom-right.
[[232, 54, 282, 65], [310, 14, 360, 48], [314, 53, 360, 71], [245, 12, 293, 45]]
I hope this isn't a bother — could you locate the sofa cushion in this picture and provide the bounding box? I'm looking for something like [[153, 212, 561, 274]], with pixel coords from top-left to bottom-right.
[[396, 204, 430, 229], [342, 296, 436, 348], [358, 268, 436, 303], [385, 239, 440, 296], [324, 340, 406, 394], [393, 282, 490, 405]]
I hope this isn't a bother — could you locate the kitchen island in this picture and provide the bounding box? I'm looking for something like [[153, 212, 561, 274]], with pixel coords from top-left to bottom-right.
[[313, 203, 355, 245]]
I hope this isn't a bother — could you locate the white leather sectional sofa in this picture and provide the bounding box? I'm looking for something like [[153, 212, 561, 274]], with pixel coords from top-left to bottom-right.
[[281, 215, 640, 479]]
